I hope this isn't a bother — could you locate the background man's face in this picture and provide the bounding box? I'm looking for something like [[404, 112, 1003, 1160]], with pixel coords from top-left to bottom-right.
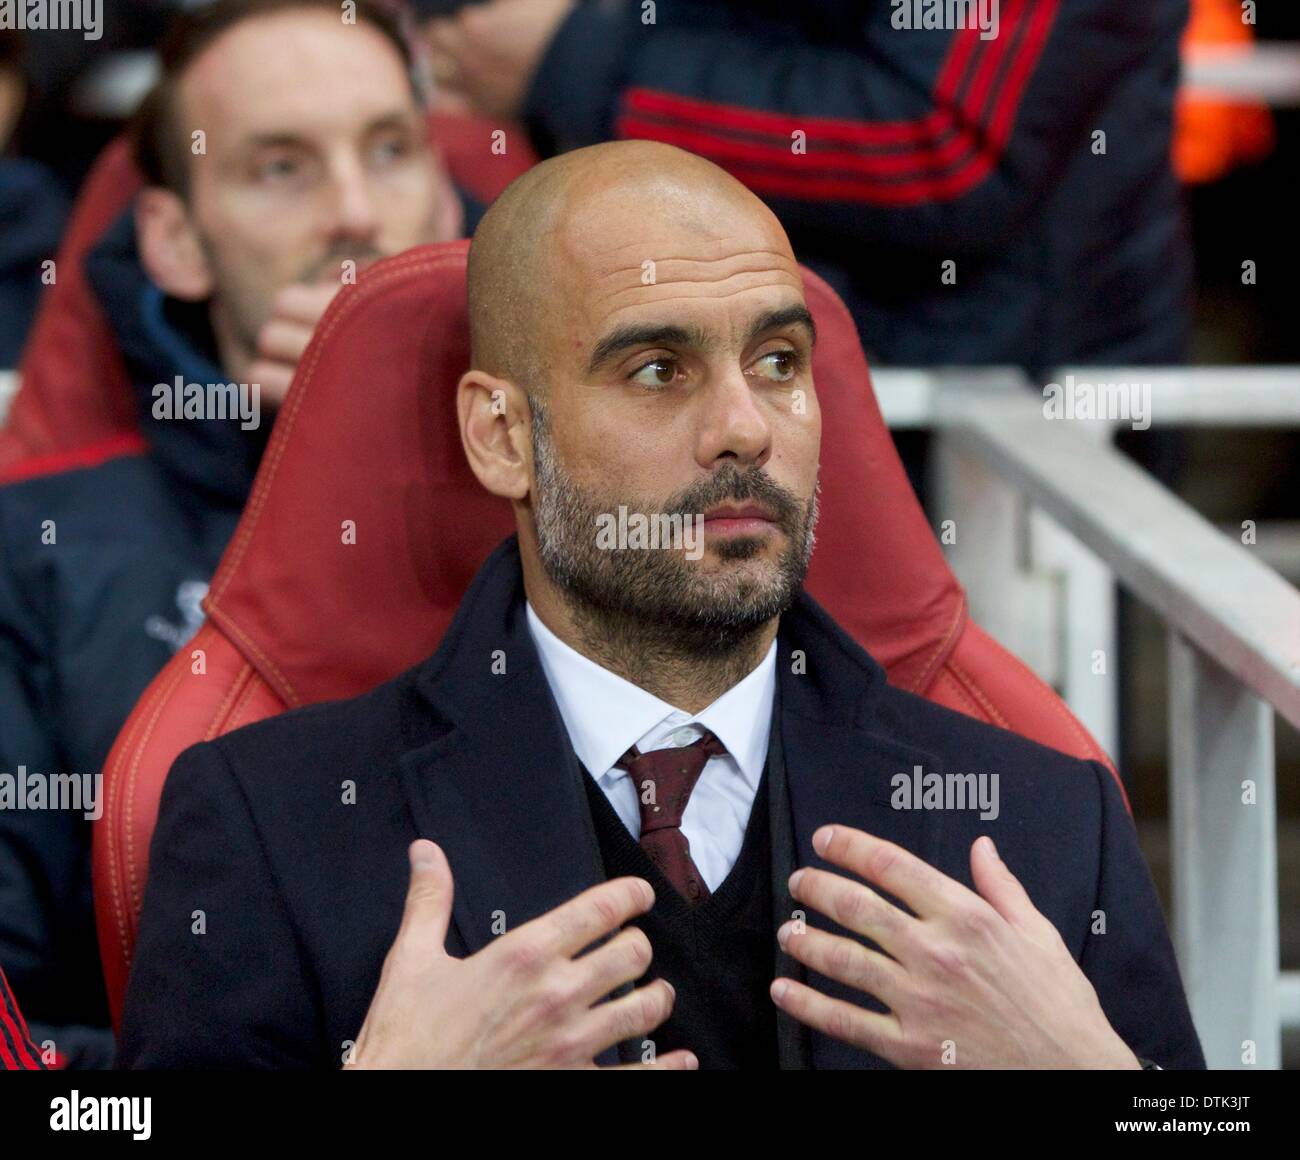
[[528, 180, 822, 647], [178, 10, 450, 355]]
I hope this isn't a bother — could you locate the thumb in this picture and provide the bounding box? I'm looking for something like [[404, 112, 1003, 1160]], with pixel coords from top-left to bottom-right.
[[970, 836, 1039, 926], [395, 839, 455, 957]]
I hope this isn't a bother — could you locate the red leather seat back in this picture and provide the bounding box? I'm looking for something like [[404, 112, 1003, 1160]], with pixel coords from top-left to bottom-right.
[[97, 241, 1115, 1030], [0, 138, 143, 481], [426, 110, 539, 206]]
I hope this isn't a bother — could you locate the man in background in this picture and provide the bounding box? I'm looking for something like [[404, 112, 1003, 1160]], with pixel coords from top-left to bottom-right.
[[0, 0, 468, 1067]]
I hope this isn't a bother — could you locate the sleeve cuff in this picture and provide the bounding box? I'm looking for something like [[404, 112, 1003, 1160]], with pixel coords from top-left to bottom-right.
[[522, 0, 639, 155]]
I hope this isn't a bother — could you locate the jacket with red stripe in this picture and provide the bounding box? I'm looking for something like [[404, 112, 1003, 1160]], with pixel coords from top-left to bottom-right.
[[522, 0, 1191, 370], [0, 963, 45, 1069]]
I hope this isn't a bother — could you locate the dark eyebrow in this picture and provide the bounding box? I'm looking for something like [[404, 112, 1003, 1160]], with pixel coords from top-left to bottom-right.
[[586, 303, 817, 377], [586, 322, 709, 376], [239, 112, 421, 154], [242, 133, 312, 152], [746, 304, 817, 348]]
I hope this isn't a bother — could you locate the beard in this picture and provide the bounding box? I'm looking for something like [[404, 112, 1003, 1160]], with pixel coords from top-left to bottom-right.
[[529, 394, 819, 658]]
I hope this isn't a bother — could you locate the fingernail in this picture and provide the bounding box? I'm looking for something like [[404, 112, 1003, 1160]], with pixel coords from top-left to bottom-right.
[[788, 869, 805, 893], [777, 922, 791, 947], [985, 836, 1000, 860], [684, 1052, 699, 1070], [771, 979, 788, 1002], [813, 826, 833, 855], [663, 980, 676, 998]]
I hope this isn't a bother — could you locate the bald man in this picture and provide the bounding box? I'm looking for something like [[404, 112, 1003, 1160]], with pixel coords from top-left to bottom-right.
[[120, 142, 1203, 1071]]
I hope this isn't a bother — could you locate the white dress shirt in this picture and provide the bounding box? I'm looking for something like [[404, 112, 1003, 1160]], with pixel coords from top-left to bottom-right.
[[525, 601, 777, 892]]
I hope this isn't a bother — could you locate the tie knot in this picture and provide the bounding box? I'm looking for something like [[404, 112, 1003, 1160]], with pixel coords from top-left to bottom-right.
[[614, 730, 727, 833]]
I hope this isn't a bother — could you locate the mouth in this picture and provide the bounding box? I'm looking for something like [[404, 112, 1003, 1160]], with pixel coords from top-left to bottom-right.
[[701, 503, 778, 537]]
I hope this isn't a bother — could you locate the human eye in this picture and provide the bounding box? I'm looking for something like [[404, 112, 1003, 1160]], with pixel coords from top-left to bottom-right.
[[750, 347, 803, 383], [252, 148, 313, 187], [628, 356, 681, 390], [369, 130, 413, 168]]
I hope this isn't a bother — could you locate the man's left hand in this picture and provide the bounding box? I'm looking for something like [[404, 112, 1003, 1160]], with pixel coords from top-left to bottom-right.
[[772, 825, 1143, 1069], [426, 0, 575, 121]]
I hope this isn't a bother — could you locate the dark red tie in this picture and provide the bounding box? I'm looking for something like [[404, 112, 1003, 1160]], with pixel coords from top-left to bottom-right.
[[613, 730, 727, 906]]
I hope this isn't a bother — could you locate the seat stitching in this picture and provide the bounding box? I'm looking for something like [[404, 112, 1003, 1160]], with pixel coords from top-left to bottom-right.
[[206, 250, 465, 704]]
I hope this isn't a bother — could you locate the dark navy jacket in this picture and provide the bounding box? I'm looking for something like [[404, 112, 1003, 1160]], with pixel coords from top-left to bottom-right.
[[523, 0, 1192, 371], [120, 535, 1205, 1069], [0, 158, 69, 367]]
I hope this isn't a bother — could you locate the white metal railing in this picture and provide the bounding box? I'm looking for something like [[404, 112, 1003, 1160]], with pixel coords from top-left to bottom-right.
[[0, 371, 16, 425], [1183, 44, 1300, 106], [870, 366, 1300, 1070]]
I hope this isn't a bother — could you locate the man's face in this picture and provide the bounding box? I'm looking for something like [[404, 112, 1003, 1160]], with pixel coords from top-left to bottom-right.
[[527, 183, 822, 649], [178, 10, 451, 355]]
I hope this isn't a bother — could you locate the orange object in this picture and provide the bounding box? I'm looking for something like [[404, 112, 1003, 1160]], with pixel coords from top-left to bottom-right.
[[1174, 0, 1275, 183]]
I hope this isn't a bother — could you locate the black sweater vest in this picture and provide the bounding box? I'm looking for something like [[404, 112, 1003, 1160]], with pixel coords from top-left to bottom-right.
[[580, 763, 779, 1069]]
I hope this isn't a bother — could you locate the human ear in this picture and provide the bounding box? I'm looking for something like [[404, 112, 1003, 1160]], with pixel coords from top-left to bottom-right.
[[135, 186, 215, 302], [457, 368, 533, 501]]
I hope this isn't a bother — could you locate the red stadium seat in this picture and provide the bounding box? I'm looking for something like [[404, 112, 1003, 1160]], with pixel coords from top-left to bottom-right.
[[94, 240, 1117, 1030], [0, 137, 143, 481], [0, 116, 537, 481]]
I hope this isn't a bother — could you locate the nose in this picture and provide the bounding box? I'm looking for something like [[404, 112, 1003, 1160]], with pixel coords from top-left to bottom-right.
[[695, 366, 773, 471], [326, 155, 381, 242]]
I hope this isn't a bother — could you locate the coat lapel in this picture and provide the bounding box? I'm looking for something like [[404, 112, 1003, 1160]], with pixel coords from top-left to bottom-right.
[[394, 536, 606, 952], [776, 594, 947, 1070]]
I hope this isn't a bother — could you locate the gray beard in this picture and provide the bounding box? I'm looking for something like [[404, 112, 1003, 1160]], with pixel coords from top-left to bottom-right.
[[529, 395, 819, 667]]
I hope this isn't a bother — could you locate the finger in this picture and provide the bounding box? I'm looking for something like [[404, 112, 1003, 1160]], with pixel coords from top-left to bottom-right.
[[813, 824, 973, 920], [788, 866, 912, 955], [776, 921, 905, 1008], [256, 318, 314, 364], [392, 840, 454, 959], [970, 836, 1042, 928], [568, 926, 653, 1007], [770, 977, 903, 1059], [513, 877, 654, 967], [270, 282, 340, 323], [244, 360, 294, 406], [570, 978, 676, 1060], [607, 1049, 699, 1071]]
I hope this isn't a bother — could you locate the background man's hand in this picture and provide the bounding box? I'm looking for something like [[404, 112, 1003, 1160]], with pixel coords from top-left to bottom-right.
[[344, 840, 696, 1069], [772, 825, 1143, 1070], [245, 282, 342, 407], [426, 0, 575, 120]]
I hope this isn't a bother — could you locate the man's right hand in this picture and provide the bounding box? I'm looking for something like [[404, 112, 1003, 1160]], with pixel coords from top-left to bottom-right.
[[343, 839, 695, 1069]]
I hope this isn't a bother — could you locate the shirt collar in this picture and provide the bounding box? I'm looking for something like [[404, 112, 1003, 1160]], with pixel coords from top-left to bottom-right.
[[525, 600, 776, 791]]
